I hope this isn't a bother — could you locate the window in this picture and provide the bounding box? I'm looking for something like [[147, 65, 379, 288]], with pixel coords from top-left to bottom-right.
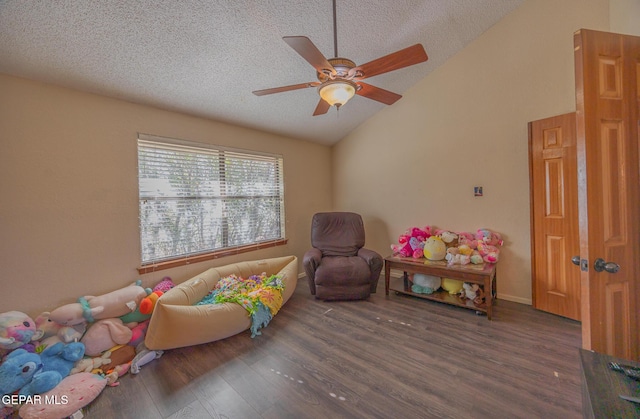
[[137, 134, 285, 269]]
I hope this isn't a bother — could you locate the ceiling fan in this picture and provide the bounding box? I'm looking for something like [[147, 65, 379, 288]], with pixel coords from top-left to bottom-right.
[[252, 0, 429, 116]]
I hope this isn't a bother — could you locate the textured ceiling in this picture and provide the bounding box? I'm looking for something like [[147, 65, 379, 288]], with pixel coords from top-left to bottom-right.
[[0, 0, 524, 145]]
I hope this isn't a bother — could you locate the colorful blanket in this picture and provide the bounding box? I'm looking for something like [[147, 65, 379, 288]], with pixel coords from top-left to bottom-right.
[[196, 272, 284, 337]]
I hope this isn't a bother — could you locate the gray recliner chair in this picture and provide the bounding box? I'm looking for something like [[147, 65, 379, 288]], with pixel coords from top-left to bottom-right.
[[303, 212, 383, 300]]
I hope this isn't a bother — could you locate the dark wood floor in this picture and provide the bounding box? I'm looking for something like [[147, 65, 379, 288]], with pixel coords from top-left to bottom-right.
[[84, 277, 582, 419]]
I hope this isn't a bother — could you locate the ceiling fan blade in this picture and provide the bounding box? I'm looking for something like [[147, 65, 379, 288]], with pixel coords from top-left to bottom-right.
[[352, 44, 428, 80], [356, 82, 402, 105], [283, 36, 335, 74], [313, 98, 330, 116], [252, 82, 319, 96]]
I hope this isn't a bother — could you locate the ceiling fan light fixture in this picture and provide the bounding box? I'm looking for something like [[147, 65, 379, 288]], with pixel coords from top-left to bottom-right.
[[318, 79, 357, 107]]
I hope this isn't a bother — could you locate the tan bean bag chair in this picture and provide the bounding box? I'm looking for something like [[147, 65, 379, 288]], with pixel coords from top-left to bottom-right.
[[145, 256, 298, 350]]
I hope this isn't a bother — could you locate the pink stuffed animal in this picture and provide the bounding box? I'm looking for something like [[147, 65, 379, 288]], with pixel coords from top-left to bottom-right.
[[80, 319, 134, 356], [476, 228, 504, 247], [457, 232, 478, 249], [391, 226, 432, 258], [50, 281, 150, 326], [152, 277, 175, 293], [477, 242, 501, 263]]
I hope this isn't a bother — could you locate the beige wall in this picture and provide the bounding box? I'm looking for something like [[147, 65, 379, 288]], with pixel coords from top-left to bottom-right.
[[332, 0, 610, 304], [610, 0, 640, 35], [0, 74, 332, 316]]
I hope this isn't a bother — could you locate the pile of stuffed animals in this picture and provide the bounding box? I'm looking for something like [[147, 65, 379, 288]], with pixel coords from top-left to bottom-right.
[[391, 226, 503, 306], [0, 276, 175, 418], [391, 226, 504, 266], [409, 274, 486, 305]]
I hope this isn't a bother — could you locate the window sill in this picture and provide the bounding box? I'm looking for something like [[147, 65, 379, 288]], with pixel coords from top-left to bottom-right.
[[137, 238, 288, 275]]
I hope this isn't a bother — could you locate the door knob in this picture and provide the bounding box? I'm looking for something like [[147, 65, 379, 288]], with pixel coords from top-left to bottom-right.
[[594, 258, 620, 273], [572, 256, 588, 271]]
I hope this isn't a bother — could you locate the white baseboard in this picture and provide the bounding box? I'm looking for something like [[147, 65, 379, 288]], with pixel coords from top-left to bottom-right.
[[298, 272, 306, 279]]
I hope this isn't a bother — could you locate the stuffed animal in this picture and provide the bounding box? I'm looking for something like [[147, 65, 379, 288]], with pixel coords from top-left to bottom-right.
[[460, 283, 485, 305], [441, 278, 464, 295], [410, 273, 441, 294], [120, 290, 163, 324], [391, 226, 432, 258], [50, 280, 151, 326], [477, 242, 501, 263], [470, 251, 484, 265], [423, 236, 446, 261], [128, 320, 149, 347], [130, 342, 163, 374], [476, 228, 504, 247], [81, 319, 133, 357], [153, 276, 176, 293], [34, 312, 86, 348], [0, 311, 43, 352], [40, 342, 85, 379], [101, 345, 136, 372], [70, 351, 112, 375], [105, 361, 131, 387], [0, 349, 61, 397], [446, 251, 470, 266], [436, 230, 459, 248], [19, 372, 107, 419], [457, 232, 478, 249]]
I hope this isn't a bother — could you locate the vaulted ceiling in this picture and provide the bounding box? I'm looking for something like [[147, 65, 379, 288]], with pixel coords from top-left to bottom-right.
[[0, 0, 524, 145]]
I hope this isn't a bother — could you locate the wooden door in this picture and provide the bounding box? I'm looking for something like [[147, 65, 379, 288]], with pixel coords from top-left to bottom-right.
[[529, 113, 581, 321], [574, 29, 640, 360]]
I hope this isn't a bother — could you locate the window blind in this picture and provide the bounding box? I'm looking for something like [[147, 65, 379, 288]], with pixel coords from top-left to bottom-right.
[[137, 134, 285, 265]]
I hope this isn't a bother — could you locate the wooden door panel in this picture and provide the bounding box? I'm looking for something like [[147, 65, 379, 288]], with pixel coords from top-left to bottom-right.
[[546, 235, 567, 293], [605, 281, 630, 357], [529, 113, 581, 320], [574, 29, 640, 360]]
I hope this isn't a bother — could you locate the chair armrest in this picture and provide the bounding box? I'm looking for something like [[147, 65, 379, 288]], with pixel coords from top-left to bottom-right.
[[358, 248, 383, 293], [303, 248, 322, 295]]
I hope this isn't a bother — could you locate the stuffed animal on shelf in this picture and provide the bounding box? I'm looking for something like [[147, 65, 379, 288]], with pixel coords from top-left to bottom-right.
[[410, 273, 441, 294], [0, 349, 61, 397], [457, 232, 478, 249], [460, 282, 486, 305], [470, 251, 484, 265], [435, 230, 459, 248], [0, 311, 43, 352], [445, 251, 470, 266], [423, 236, 447, 261], [441, 278, 464, 295], [476, 228, 504, 247], [391, 226, 431, 258], [477, 242, 501, 264]]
